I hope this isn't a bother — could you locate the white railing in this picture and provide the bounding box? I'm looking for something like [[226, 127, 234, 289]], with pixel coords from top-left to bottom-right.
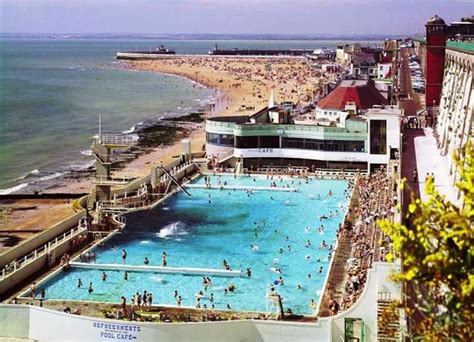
[[93, 174, 137, 185], [0, 218, 89, 281], [98, 134, 136, 146]]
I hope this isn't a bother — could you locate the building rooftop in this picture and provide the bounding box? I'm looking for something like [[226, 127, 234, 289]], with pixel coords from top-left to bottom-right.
[[426, 15, 446, 26], [317, 80, 388, 110]]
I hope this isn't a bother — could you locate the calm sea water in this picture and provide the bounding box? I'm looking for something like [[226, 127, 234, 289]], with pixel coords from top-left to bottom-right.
[[0, 39, 379, 193], [31, 174, 349, 315]]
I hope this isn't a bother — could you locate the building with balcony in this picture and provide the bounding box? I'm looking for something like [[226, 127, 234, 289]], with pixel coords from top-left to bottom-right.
[[206, 101, 402, 172]]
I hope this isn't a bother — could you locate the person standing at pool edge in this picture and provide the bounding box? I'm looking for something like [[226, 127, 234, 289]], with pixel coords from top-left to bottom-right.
[[122, 249, 127, 264]]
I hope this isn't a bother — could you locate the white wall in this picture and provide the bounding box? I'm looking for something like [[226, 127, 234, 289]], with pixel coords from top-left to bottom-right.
[[377, 63, 391, 79], [0, 305, 331, 342], [330, 262, 401, 342], [234, 147, 368, 163], [367, 114, 401, 166], [315, 108, 347, 126]]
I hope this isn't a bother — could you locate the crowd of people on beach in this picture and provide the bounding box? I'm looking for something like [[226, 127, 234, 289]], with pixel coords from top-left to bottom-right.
[[131, 57, 339, 112]]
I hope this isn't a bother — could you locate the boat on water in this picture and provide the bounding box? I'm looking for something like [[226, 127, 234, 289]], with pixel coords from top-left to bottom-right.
[[116, 45, 176, 60], [208, 44, 313, 56]]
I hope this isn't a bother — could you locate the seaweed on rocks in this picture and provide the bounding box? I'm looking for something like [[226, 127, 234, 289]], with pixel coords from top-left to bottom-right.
[[161, 112, 206, 123], [136, 122, 189, 148]]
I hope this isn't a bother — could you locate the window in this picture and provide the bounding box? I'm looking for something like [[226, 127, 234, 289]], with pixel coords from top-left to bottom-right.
[[370, 120, 387, 154], [259, 136, 280, 148], [235, 136, 258, 148], [206, 132, 220, 145], [220, 134, 234, 146], [206, 133, 234, 146], [282, 138, 365, 152]]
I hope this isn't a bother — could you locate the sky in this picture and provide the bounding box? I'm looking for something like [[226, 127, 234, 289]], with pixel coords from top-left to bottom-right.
[[0, 0, 472, 35]]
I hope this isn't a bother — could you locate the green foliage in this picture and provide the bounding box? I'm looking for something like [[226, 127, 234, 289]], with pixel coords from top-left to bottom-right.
[[378, 141, 474, 340]]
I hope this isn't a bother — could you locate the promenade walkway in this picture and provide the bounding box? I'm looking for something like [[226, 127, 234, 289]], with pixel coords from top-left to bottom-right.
[[401, 128, 458, 213]]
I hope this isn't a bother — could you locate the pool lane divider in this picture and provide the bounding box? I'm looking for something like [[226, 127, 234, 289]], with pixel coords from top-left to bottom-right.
[[69, 262, 242, 278], [183, 184, 298, 192]]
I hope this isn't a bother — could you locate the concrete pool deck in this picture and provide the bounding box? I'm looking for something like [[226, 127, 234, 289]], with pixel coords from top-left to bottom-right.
[[69, 262, 243, 277]]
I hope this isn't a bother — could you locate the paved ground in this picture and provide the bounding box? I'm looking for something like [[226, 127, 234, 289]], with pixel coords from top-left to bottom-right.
[[401, 127, 458, 214]]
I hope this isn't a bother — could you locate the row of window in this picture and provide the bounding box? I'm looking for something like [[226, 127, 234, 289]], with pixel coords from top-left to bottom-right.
[[207, 133, 366, 152]]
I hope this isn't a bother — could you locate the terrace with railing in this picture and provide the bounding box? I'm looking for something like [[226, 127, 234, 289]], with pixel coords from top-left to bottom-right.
[[0, 217, 89, 281]]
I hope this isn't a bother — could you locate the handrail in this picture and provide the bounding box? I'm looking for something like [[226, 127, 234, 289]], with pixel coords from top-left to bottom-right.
[[0, 217, 88, 281], [96, 134, 137, 146]]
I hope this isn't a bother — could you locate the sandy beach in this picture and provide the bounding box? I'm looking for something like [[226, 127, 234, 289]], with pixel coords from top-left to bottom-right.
[[1, 56, 330, 249]]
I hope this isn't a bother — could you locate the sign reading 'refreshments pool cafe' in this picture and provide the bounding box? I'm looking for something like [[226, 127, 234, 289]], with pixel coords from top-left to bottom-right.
[[93, 321, 141, 340]]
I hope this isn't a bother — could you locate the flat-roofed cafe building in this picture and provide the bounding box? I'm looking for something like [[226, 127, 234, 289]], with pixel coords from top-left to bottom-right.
[[206, 80, 402, 172]]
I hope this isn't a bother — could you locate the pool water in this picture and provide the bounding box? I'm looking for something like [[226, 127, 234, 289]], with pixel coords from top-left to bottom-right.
[[36, 174, 349, 315]]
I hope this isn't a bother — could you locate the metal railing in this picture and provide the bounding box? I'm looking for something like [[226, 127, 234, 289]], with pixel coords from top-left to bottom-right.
[[97, 134, 137, 146], [0, 217, 88, 281]]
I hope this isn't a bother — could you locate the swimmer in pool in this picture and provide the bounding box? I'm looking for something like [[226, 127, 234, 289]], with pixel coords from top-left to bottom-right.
[[102, 272, 107, 281], [144, 257, 149, 265], [124, 271, 128, 280], [77, 278, 83, 288], [88, 282, 93, 294]]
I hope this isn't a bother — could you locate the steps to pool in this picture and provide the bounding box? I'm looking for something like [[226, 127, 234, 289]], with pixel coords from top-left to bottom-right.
[[69, 262, 242, 278], [183, 184, 298, 192]]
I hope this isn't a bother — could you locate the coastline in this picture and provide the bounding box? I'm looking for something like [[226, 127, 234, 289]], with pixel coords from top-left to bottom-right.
[[0, 55, 326, 249]]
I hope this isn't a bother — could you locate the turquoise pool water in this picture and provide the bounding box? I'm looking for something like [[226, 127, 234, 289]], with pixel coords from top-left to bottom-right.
[[35, 174, 349, 315]]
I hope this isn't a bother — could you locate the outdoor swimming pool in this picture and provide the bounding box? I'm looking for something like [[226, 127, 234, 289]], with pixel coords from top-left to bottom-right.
[[32, 174, 350, 315]]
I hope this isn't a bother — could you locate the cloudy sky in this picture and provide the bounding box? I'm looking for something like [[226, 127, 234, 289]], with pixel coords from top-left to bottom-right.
[[0, 0, 472, 35]]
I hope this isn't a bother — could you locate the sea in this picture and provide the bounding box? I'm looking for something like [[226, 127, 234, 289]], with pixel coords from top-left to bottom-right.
[[0, 39, 380, 194]]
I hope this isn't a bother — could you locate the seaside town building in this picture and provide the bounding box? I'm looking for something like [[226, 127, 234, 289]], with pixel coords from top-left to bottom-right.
[[206, 82, 401, 173]]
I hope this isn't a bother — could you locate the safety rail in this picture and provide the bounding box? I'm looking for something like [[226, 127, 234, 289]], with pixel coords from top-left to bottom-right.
[[207, 150, 234, 163], [93, 174, 138, 186], [0, 217, 89, 281], [96, 134, 137, 146], [253, 166, 362, 178]]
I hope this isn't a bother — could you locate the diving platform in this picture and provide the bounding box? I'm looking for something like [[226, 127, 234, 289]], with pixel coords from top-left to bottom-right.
[[69, 262, 242, 277], [183, 184, 298, 192]]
